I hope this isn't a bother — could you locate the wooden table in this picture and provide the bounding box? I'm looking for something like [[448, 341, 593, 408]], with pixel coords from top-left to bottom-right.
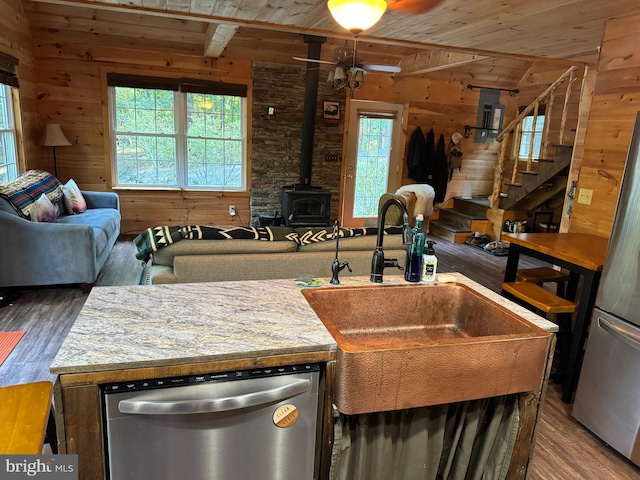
[[0, 381, 52, 454], [502, 233, 609, 403]]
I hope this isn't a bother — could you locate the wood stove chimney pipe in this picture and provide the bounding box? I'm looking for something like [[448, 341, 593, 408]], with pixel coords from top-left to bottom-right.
[[299, 35, 326, 188]]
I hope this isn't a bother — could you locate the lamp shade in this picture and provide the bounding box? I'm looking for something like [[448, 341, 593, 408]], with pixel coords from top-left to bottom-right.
[[353, 68, 365, 87], [327, 69, 335, 82], [43, 124, 71, 147], [327, 0, 387, 33]]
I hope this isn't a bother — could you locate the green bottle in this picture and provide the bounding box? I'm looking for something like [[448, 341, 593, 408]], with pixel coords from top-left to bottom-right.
[[405, 214, 425, 282]]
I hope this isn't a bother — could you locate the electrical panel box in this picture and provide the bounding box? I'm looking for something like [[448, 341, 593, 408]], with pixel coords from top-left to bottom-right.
[[475, 89, 504, 143]]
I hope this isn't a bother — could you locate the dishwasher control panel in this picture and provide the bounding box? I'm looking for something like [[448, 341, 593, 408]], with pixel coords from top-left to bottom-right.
[[103, 363, 320, 394]]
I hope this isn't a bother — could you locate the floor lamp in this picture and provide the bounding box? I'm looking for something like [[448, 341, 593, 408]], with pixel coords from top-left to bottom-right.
[[43, 124, 71, 178]]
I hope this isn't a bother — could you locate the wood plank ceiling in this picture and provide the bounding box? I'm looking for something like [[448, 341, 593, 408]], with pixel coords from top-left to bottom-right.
[[24, 0, 640, 88]]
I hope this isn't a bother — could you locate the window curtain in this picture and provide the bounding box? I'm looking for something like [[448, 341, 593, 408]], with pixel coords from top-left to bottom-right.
[[330, 394, 520, 480], [106, 73, 247, 97], [0, 51, 19, 88]]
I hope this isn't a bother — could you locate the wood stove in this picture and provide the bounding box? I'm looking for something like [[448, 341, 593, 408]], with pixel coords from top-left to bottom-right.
[[281, 185, 331, 227], [279, 35, 332, 228]]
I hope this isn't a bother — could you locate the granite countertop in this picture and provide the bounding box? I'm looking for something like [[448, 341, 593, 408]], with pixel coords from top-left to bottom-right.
[[50, 279, 337, 374], [50, 273, 556, 375]]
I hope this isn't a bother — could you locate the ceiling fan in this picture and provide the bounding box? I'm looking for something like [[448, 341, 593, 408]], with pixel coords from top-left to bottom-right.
[[386, 0, 444, 14], [293, 0, 444, 95], [293, 39, 401, 73], [293, 38, 401, 96]]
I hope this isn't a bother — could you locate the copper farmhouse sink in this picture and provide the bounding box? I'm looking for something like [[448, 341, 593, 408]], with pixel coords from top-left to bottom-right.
[[302, 283, 552, 414]]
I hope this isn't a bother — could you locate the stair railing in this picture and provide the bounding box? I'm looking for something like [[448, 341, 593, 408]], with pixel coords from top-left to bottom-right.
[[489, 66, 578, 209]]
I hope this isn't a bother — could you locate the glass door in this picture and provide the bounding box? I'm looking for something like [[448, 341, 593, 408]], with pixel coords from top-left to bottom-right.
[[341, 100, 404, 227]]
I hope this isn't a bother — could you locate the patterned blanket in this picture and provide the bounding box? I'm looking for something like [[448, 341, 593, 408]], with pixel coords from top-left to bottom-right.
[[134, 225, 402, 262], [0, 169, 63, 218]]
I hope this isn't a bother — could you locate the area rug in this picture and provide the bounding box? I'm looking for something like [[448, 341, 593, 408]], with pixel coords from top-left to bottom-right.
[[0, 331, 25, 366]]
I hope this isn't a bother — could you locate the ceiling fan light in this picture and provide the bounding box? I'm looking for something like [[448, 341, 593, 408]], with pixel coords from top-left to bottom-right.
[[353, 68, 365, 88], [327, 0, 387, 34]]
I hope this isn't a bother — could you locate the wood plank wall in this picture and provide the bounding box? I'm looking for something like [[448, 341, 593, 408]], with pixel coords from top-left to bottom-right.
[[0, 0, 38, 167], [560, 67, 597, 232], [26, 9, 510, 234], [569, 14, 640, 237], [27, 6, 252, 234], [6, 1, 593, 235]]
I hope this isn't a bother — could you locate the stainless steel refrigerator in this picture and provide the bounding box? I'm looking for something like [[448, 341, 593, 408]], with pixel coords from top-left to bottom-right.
[[573, 111, 640, 466]]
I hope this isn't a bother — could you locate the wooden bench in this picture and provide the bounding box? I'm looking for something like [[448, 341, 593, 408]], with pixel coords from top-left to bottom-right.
[[504, 266, 571, 297], [502, 282, 577, 382], [0, 381, 52, 454], [502, 282, 576, 314]]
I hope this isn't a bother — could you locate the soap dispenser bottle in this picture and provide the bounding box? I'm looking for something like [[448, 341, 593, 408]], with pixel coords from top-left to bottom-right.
[[404, 214, 425, 283], [422, 240, 438, 283]]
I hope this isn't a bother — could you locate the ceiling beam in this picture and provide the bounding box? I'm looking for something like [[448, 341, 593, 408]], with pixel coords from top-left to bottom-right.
[[204, 23, 238, 58], [398, 51, 491, 76]]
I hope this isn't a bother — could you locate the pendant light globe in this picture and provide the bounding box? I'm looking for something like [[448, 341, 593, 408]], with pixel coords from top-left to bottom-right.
[[327, 0, 387, 34]]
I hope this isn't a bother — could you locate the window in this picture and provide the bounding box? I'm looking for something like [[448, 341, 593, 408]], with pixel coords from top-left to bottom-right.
[[108, 74, 247, 190], [518, 113, 546, 160], [353, 115, 394, 218], [0, 84, 19, 184], [0, 51, 19, 184]]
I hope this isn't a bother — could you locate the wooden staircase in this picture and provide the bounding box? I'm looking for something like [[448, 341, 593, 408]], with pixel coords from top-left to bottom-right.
[[489, 66, 579, 211], [430, 66, 581, 243], [499, 144, 572, 210], [429, 197, 489, 243], [482, 66, 581, 237]]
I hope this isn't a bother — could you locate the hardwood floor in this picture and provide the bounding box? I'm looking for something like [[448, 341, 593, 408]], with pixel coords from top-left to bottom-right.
[[0, 236, 144, 387], [0, 233, 638, 478], [531, 382, 640, 479]]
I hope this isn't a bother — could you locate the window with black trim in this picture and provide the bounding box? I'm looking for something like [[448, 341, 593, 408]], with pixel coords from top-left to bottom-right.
[[0, 52, 19, 184], [107, 74, 248, 190]]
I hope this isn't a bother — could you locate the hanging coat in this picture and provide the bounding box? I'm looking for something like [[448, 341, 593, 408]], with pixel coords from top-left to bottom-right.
[[447, 131, 464, 181], [433, 133, 448, 203], [421, 128, 436, 185], [447, 142, 463, 181], [406, 127, 426, 181]]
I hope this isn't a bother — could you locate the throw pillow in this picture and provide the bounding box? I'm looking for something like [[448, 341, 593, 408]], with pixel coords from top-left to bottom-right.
[[0, 169, 63, 218], [52, 199, 64, 218], [30, 193, 58, 223], [62, 179, 87, 214]]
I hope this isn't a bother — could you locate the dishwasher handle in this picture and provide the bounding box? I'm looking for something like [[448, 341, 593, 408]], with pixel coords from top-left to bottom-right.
[[118, 378, 310, 415]]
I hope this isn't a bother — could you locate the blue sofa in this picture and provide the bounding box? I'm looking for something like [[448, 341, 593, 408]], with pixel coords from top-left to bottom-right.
[[0, 173, 120, 289]]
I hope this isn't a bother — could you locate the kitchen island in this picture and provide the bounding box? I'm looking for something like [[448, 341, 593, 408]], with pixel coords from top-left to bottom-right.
[[51, 274, 556, 479]]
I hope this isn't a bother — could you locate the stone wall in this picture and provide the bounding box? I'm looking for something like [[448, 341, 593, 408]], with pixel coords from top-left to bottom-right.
[[251, 61, 345, 226]]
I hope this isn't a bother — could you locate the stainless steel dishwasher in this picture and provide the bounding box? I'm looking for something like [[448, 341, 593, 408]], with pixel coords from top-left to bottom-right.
[[103, 364, 320, 480]]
